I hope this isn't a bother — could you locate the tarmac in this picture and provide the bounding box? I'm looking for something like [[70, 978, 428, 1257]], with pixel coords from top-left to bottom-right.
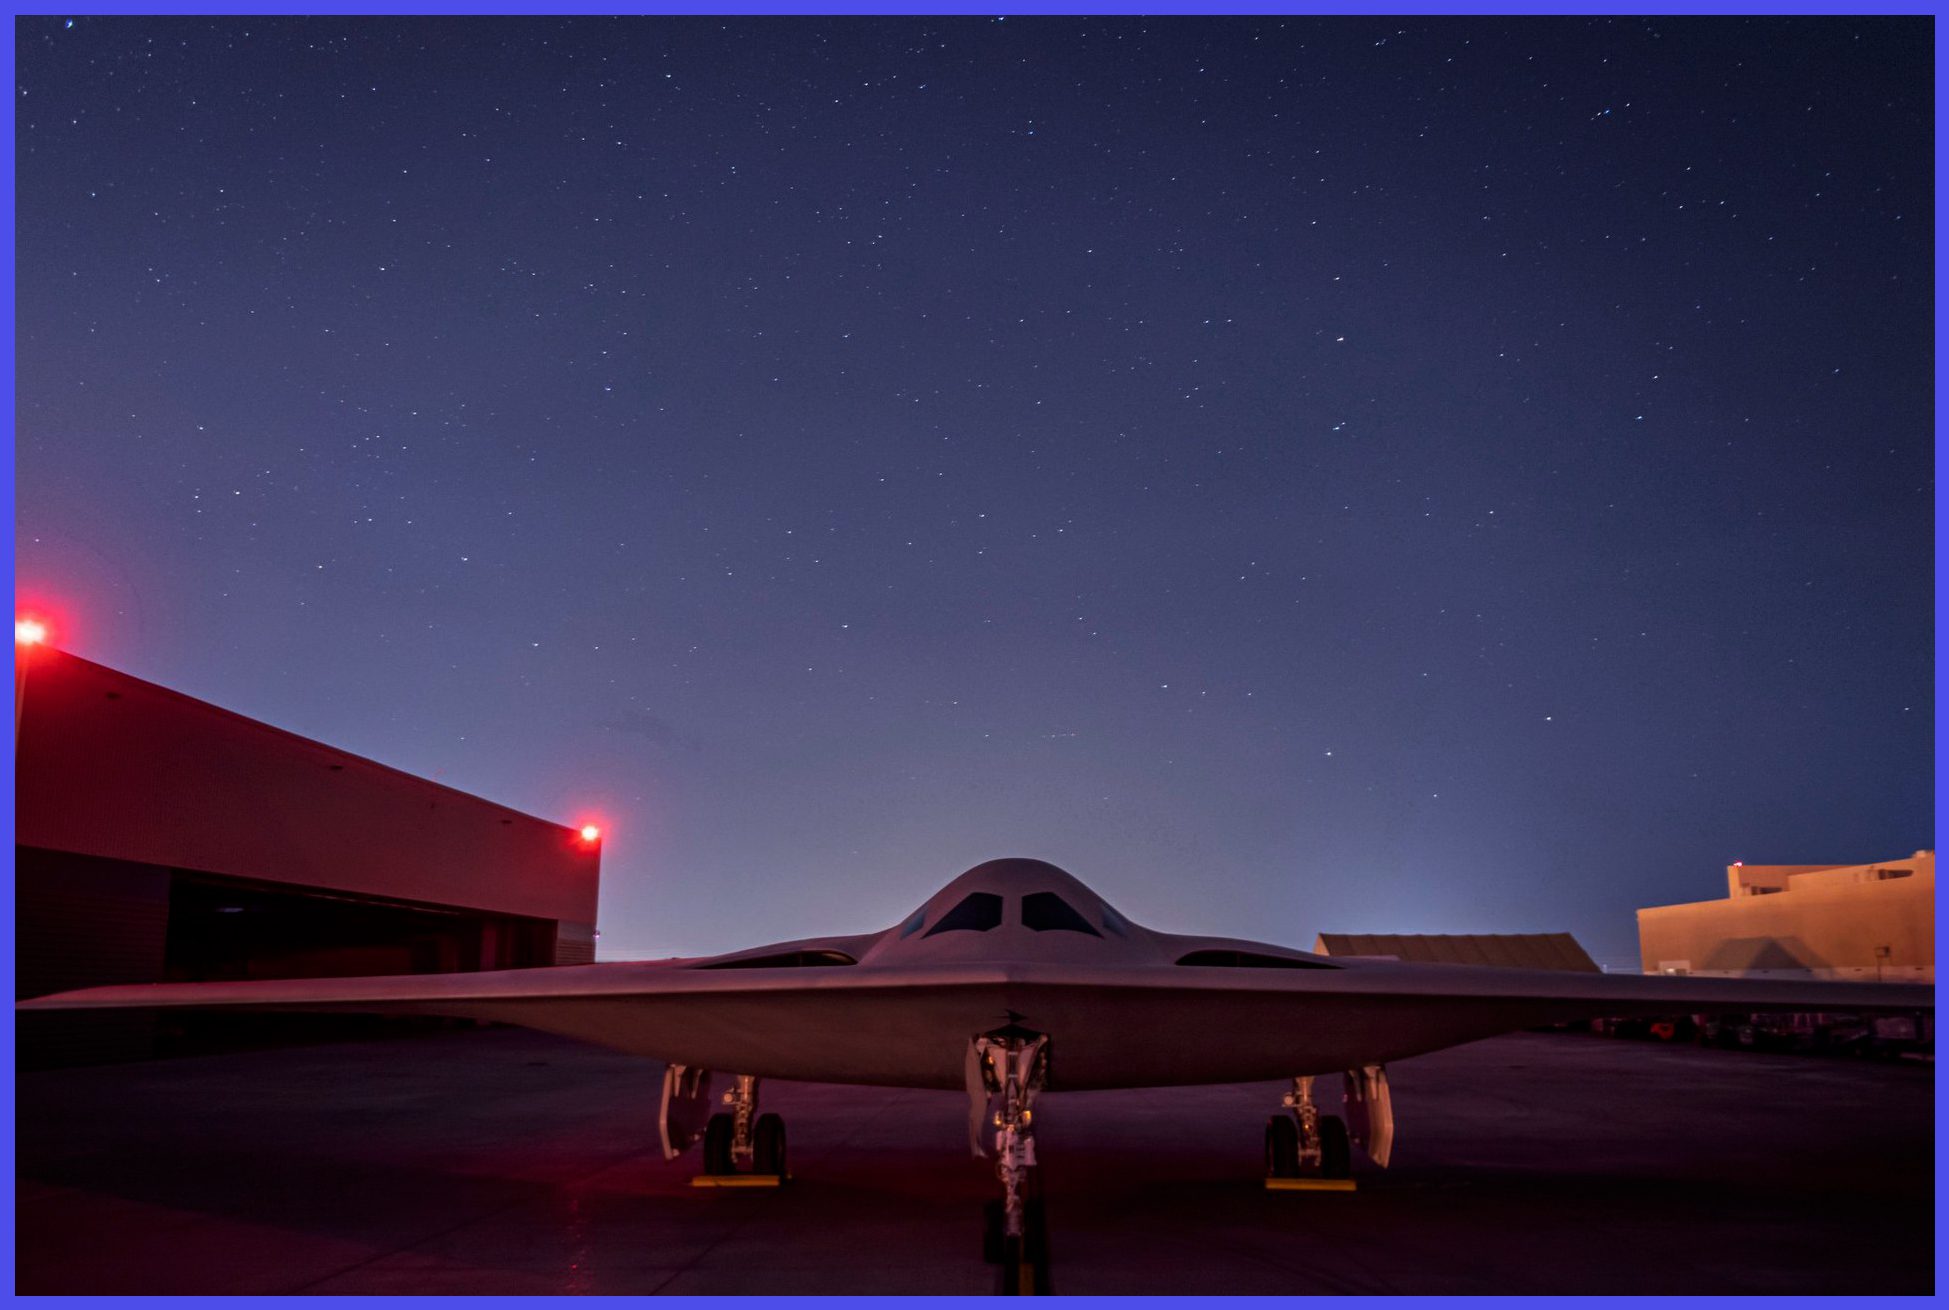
[[15, 1026, 1933, 1295]]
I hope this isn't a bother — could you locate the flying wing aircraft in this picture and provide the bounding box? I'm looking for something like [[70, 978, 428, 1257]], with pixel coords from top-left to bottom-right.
[[19, 857, 1933, 1292]]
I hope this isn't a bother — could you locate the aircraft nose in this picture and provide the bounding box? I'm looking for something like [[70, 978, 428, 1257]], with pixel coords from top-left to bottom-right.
[[863, 860, 1143, 964]]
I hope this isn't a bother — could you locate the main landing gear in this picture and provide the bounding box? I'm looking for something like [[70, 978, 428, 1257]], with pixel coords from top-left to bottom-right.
[[695, 1074, 788, 1185], [1265, 1075, 1352, 1185], [969, 1028, 1052, 1295]]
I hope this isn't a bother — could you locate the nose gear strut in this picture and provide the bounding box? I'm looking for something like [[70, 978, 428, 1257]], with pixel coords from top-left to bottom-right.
[[967, 1026, 1052, 1294], [726, 1073, 760, 1168]]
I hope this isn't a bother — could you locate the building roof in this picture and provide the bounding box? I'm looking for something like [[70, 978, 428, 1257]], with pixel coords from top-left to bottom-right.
[[1312, 932, 1601, 973], [16, 647, 600, 925]]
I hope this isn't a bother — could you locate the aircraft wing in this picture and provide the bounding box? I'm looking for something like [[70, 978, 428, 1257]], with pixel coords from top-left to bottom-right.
[[16, 959, 1931, 1091]]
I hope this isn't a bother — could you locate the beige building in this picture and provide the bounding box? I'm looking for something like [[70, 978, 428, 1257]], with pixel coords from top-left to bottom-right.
[[1637, 851, 1934, 983]]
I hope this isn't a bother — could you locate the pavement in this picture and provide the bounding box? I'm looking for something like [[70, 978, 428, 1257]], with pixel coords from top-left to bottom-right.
[[14, 1027, 1933, 1295]]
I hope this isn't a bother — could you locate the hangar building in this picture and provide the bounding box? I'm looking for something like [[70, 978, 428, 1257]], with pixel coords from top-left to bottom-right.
[[1637, 852, 1934, 982], [15, 644, 601, 1064]]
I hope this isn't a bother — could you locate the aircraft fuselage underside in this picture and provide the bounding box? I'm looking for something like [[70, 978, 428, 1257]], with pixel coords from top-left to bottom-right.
[[416, 971, 1737, 1090]]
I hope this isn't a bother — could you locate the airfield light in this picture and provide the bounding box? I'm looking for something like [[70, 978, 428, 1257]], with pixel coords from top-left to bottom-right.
[[16, 613, 53, 753]]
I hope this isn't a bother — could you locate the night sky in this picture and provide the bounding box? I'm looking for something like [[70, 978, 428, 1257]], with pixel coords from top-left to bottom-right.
[[14, 17, 1933, 967]]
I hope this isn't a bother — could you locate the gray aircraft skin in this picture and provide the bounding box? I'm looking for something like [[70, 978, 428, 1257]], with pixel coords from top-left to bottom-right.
[[19, 856, 1932, 1091]]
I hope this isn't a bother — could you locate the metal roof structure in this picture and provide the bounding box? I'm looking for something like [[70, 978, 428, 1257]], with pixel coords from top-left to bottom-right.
[[1312, 932, 1601, 973], [17, 645, 604, 1064], [17, 647, 600, 927]]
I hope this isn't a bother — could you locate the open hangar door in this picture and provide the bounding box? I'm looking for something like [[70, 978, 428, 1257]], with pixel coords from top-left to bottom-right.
[[154, 873, 560, 1055]]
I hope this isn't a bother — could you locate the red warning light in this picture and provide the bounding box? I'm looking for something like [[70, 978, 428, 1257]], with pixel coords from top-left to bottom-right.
[[579, 824, 601, 843], [14, 617, 48, 646]]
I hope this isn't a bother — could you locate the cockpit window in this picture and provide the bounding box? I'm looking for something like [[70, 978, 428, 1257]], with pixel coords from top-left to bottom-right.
[[1099, 906, 1130, 938], [1021, 891, 1102, 936], [898, 908, 928, 938], [923, 892, 1004, 936]]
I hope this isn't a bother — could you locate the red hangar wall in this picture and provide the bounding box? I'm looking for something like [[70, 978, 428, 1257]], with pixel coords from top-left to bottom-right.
[[16, 646, 601, 1064]]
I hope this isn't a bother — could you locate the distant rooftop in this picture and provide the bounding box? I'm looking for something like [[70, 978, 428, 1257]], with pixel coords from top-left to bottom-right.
[[1313, 932, 1600, 973]]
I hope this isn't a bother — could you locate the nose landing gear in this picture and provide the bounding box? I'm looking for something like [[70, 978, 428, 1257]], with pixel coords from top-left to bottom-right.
[[969, 1028, 1053, 1294]]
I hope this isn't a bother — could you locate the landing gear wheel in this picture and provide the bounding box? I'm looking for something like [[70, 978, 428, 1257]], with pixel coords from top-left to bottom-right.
[[1318, 1114, 1352, 1180], [982, 1200, 1005, 1264], [997, 1200, 1051, 1294], [701, 1112, 734, 1176], [753, 1112, 787, 1176], [1026, 1197, 1049, 1268], [1000, 1237, 1032, 1295], [1265, 1114, 1300, 1177]]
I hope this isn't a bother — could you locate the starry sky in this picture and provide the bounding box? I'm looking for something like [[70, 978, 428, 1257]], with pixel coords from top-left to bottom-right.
[[13, 17, 1934, 968]]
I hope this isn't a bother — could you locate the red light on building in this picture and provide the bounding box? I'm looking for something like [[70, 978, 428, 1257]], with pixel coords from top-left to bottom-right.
[[579, 824, 601, 844], [15, 617, 49, 646]]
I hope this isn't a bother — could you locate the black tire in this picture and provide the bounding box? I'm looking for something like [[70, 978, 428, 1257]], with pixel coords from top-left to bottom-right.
[[987, 1195, 1049, 1277], [701, 1113, 735, 1176], [1025, 1195, 1050, 1263], [1318, 1114, 1352, 1179], [999, 1236, 1027, 1295], [1265, 1115, 1299, 1177], [754, 1112, 787, 1176], [998, 1234, 1049, 1296]]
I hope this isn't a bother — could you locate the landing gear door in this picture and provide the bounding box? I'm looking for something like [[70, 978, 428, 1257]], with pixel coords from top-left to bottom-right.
[[1343, 1064, 1393, 1168], [659, 1064, 714, 1160]]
